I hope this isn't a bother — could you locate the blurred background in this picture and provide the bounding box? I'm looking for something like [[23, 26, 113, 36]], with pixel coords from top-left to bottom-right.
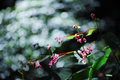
[[0, 0, 120, 80]]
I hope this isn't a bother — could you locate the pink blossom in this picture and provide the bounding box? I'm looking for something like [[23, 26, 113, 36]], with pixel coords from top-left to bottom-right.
[[78, 38, 82, 43], [82, 59, 86, 64], [73, 24, 77, 28], [58, 39, 63, 44], [39, 65, 42, 68], [84, 49, 90, 54], [35, 61, 42, 69], [49, 60, 53, 67], [89, 49, 93, 52], [90, 13, 96, 19], [78, 50, 82, 55], [83, 38, 87, 43], [75, 34, 78, 39], [82, 52, 87, 59], [55, 37, 63, 44], [49, 53, 66, 67], [49, 54, 60, 67]]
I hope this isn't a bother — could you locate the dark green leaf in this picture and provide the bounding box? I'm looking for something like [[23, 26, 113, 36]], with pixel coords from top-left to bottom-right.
[[57, 68, 71, 80], [107, 32, 119, 44], [72, 68, 90, 80], [104, 32, 119, 49], [50, 47, 56, 53]]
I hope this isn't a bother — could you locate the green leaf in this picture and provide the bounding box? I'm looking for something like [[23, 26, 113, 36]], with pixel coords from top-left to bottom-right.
[[57, 68, 71, 80], [72, 68, 89, 80], [86, 27, 97, 36], [105, 74, 112, 77], [67, 35, 75, 39], [94, 18, 100, 22], [102, 46, 109, 51], [50, 47, 56, 53], [89, 48, 111, 80], [18, 70, 23, 75], [105, 48, 112, 57]]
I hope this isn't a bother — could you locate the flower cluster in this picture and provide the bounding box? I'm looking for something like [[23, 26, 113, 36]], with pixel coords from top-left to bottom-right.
[[28, 61, 42, 69], [75, 34, 87, 43], [49, 53, 65, 67], [78, 48, 93, 64], [55, 37, 63, 44]]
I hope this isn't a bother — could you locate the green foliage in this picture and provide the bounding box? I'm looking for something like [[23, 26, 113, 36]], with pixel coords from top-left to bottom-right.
[[57, 68, 72, 80], [86, 27, 98, 36], [72, 68, 89, 80], [89, 48, 111, 80], [94, 18, 100, 22]]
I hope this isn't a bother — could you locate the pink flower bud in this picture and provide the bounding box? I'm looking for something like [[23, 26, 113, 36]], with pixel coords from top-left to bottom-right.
[[90, 13, 96, 19], [89, 49, 93, 52], [83, 38, 87, 43], [75, 34, 78, 39], [47, 45, 51, 50], [73, 24, 77, 28], [78, 38, 82, 43], [35, 65, 38, 68], [39, 65, 42, 68], [98, 73, 104, 78], [78, 50, 82, 55], [30, 62, 34, 66], [49, 60, 53, 67], [82, 59, 86, 64], [82, 52, 87, 59]]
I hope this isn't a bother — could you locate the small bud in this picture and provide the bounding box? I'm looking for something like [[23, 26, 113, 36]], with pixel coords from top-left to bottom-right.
[[73, 24, 77, 28], [98, 73, 104, 78], [30, 62, 34, 66], [78, 50, 82, 55], [82, 59, 86, 64], [90, 13, 96, 19], [75, 34, 78, 39], [78, 38, 82, 43], [83, 38, 87, 43]]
